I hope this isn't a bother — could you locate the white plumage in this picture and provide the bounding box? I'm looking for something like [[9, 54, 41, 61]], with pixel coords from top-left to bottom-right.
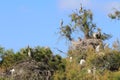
[[93, 31, 101, 39], [104, 43, 109, 49], [80, 59, 86, 65], [93, 32, 97, 39], [87, 69, 92, 74], [96, 45, 100, 52], [10, 69, 15, 75], [69, 57, 72, 62], [28, 49, 31, 57]]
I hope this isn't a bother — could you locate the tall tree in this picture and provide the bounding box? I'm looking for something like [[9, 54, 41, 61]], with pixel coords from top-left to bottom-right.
[[59, 6, 111, 41], [60, 6, 96, 40], [70, 6, 96, 39]]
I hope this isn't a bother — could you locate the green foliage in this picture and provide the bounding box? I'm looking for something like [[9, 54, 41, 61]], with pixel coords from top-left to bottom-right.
[[32, 46, 52, 62], [108, 10, 120, 20], [101, 33, 112, 41], [87, 47, 120, 71], [0, 46, 66, 80], [53, 42, 120, 80], [59, 6, 112, 41], [0, 49, 27, 71], [48, 54, 65, 71], [0, 46, 4, 54], [60, 25, 72, 41], [71, 7, 95, 39], [111, 71, 120, 80], [59, 6, 96, 40], [0, 50, 15, 69]]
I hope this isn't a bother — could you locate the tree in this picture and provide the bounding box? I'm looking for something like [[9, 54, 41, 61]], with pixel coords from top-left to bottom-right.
[[60, 6, 111, 41], [32, 46, 52, 62], [108, 9, 120, 20], [60, 25, 73, 41], [60, 6, 96, 40], [70, 7, 96, 39]]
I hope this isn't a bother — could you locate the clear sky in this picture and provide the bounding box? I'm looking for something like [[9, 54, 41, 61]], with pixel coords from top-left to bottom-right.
[[0, 0, 120, 56]]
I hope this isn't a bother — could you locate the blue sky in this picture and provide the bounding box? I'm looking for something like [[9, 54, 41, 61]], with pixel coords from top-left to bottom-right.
[[0, 0, 120, 56]]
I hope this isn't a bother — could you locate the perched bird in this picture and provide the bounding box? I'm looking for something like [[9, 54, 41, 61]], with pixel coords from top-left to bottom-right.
[[80, 59, 86, 65], [10, 68, 15, 75], [28, 49, 31, 57], [88, 69, 92, 74], [96, 45, 100, 52], [27, 45, 31, 57], [69, 57, 72, 62], [60, 19, 63, 27], [93, 31, 101, 39]]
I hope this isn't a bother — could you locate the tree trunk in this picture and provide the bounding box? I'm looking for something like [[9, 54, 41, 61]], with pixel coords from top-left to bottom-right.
[[85, 33, 89, 39]]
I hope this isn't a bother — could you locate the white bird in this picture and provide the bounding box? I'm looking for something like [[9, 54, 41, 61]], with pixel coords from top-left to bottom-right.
[[69, 57, 72, 62], [96, 45, 100, 52], [80, 59, 86, 65], [10, 69, 15, 75], [93, 32, 97, 39], [28, 49, 31, 57], [93, 31, 101, 39], [27, 45, 31, 57], [87, 69, 92, 74], [104, 43, 109, 49]]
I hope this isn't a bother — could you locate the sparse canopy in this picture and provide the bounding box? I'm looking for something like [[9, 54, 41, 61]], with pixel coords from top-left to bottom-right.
[[59, 6, 112, 41], [70, 6, 96, 39], [108, 9, 120, 20]]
